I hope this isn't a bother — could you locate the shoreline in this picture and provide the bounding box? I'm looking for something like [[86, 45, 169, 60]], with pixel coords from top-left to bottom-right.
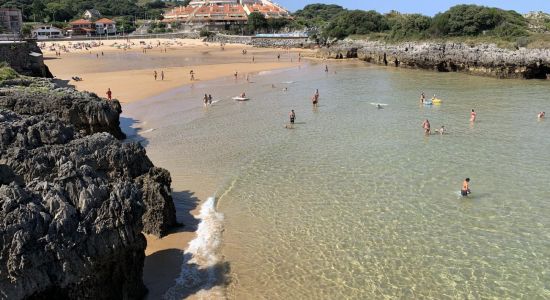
[[43, 38, 309, 103], [42, 39, 309, 299]]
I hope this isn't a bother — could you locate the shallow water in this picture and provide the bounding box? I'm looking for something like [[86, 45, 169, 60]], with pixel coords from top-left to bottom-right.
[[125, 61, 550, 299]]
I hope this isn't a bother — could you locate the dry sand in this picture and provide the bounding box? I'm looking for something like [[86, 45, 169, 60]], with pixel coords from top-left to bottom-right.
[[44, 38, 307, 103], [42, 39, 309, 299]]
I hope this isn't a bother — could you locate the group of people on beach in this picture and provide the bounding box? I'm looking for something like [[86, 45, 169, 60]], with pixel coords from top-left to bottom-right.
[[153, 70, 165, 81]]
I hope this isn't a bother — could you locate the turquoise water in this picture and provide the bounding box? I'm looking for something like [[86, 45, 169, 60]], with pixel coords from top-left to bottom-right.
[[125, 61, 550, 299]]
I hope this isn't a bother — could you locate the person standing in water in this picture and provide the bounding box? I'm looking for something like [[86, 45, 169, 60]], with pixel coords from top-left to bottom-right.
[[325, 65, 329, 73], [312, 89, 319, 107], [470, 109, 477, 122], [461, 178, 471, 196], [420, 92, 425, 104], [208, 94, 213, 105], [106, 88, 112, 100], [289, 110, 296, 127], [203, 94, 209, 107], [422, 119, 431, 135]]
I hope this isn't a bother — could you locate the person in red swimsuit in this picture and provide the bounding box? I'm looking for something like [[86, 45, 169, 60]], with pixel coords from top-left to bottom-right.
[[470, 109, 477, 122]]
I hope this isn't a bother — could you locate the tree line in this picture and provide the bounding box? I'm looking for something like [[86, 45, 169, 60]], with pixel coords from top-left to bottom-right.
[[291, 4, 530, 41]]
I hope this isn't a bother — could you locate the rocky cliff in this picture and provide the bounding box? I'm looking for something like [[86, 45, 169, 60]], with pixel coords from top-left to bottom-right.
[[317, 40, 550, 79], [0, 41, 52, 78], [0, 73, 177, 299]]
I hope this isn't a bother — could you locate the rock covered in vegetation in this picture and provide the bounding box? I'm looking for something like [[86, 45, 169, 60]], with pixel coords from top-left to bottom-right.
[[318, 40, 550, 79], [0, 76, 178, 299]]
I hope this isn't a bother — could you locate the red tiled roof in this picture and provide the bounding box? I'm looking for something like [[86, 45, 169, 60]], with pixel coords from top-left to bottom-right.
[[95, 18, 115, 24], [70, 19, 92, 25]]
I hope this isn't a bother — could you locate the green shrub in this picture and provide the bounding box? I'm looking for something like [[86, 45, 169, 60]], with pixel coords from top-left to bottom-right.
[[0, 65, 19, 82]]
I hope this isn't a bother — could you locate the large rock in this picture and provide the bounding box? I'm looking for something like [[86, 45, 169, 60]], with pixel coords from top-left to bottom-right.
[[317, 40, 550, 79], [0, 40, 52, 78], [0, 76, 178, 299]]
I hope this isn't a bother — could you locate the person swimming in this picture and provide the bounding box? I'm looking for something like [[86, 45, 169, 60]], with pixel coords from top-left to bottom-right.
[[461, 178, 471, 196], [436, 125, 446, 135], [538, 111, 545, 119]]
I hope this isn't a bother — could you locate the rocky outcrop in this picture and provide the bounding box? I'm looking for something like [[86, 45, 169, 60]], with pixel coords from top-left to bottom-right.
[[317, 40, 550, 79], [208, 34, 315, 48], [0, 76, 177, 299], [0, 41, 52, 78]]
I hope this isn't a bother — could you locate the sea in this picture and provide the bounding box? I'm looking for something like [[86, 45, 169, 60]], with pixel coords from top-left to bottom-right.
[[124, 60, 550, 299]]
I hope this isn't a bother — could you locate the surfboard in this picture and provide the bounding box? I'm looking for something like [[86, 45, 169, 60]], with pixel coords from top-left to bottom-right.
[[370, 103, 389, 106], [233, 97, 250, 101]]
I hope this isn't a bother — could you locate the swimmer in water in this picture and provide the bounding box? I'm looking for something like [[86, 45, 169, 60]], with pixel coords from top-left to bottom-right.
[[461, 178, 471, 196], [377, 104, 383, 109], [436, 125, 446, 135], [538, 111, 545, 119]]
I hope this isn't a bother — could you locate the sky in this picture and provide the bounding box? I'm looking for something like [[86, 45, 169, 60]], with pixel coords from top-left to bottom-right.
[[275, 0, 550, 15]]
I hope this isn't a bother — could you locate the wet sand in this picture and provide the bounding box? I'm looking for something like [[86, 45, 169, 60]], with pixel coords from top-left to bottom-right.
[[42, 39, 309, 299]]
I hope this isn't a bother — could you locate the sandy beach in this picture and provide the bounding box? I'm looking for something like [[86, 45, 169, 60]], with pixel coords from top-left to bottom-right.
[[44, 38, 307, 103], [42, 38, 308, 299]]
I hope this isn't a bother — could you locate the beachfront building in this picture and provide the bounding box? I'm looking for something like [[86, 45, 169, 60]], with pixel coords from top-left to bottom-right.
[[0, 8, 23, 34], [31, 25, 64, 40], [94, 18, 117, 35], [68, 19, 95, 36], [163, 0, 290, 30]]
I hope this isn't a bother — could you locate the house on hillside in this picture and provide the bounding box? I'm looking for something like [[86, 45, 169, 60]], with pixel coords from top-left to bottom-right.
[[95, 18, 117, 35], [83, 9, 102, 20], [69, 19, 94, 36], [0, 8, 22, 34], [32, 25, 64, 39]]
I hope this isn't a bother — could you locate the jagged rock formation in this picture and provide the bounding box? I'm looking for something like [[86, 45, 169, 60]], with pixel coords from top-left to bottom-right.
[[0, 75, 177, 299], [317, 40, 550, 79], [0, 41, 52, 78]]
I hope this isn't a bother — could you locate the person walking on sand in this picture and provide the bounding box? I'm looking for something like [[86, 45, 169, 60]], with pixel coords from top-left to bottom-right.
[[422, 119, 431, 135], [234, 71, 238, 79], [190, 70, 195, 81], [461, 178, 471, 196], [325, 65, 329, 73], [106, 88, 112, 100], [154, 70, 157, 80], [470, 109, 477, 122], [161, 70, 164, 81]]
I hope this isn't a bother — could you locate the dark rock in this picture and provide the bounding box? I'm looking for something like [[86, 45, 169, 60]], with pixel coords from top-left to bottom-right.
[[0, 76, 177, 299]]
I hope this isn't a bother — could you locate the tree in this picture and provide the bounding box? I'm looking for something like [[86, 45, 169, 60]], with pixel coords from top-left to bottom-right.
[[324, 10, 388, 39], [267, 18, 289, 33], [248, 12, 267, 34]]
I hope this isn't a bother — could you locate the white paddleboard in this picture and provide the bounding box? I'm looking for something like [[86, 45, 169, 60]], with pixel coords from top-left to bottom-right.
[[233, 97, 250, 101]]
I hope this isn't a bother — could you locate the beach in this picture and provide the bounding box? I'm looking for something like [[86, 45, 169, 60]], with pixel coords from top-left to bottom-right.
[[44, 38, 305, 103], [43, 38, 308, 299]]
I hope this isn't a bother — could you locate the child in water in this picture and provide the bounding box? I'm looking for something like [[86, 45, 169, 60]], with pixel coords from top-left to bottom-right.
[[461, 178, 471, 196]]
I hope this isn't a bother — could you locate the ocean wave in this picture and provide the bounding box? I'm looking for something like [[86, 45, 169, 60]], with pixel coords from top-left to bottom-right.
[[164, 197, 227, 300]]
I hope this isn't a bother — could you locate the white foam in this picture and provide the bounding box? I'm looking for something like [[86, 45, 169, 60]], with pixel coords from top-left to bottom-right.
[[164, 197, 226, 299]]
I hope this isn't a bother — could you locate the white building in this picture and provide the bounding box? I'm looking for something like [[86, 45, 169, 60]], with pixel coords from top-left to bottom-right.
[[94, 18, 117, 35], [83, 9, 102, 20], [31, 25, 63, 40]]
